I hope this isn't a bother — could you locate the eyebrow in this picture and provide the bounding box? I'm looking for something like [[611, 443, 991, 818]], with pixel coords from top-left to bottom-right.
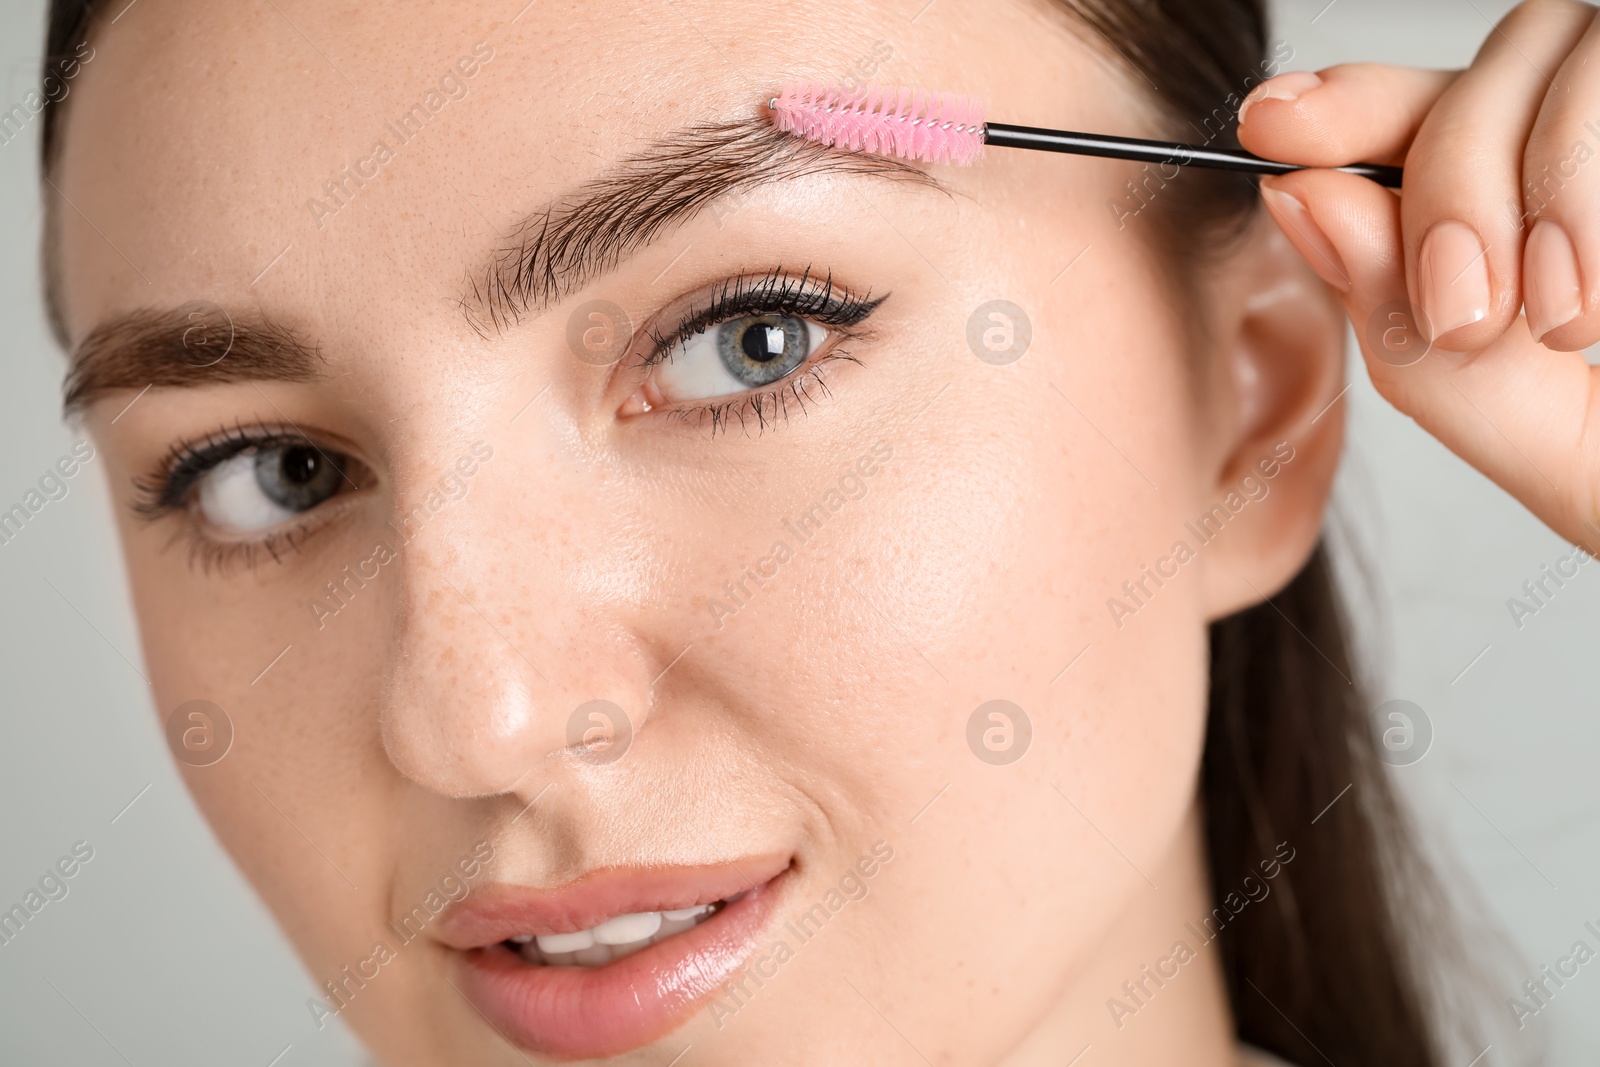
[[461, 115, 942, 335], [63, 306, 320, 414], [58, 116, 939, 413]]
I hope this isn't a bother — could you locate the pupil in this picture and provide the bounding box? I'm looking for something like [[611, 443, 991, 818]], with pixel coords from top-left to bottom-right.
[[741, 322, 785, 363], [282, 447, 321, 485]]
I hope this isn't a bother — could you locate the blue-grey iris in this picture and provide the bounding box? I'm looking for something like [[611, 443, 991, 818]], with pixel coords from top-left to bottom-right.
[[254, 445, 342, 512], [717, 314, 810, 387]]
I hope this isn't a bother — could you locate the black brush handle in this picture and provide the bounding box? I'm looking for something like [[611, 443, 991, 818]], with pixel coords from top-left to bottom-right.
[[983, 122, 1403, 188]]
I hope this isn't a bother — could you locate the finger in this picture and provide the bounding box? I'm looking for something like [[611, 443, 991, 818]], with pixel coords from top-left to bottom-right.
[[1262, 168, 1600, 544], [1522, 11, 1600, 349], [1402, 0, 1597, 352], [1238, 64, 1458, 169]]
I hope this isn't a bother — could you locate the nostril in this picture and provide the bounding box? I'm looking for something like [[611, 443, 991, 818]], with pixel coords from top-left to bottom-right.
[[564, 698, 635, 766], [375, 537, 662, 799]]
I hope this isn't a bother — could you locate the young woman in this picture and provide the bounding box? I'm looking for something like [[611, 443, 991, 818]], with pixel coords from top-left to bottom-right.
[[38, 0, 1600, 1062]]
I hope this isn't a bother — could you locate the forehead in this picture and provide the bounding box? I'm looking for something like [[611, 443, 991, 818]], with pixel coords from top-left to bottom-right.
[[51, 0, 1113, 343]]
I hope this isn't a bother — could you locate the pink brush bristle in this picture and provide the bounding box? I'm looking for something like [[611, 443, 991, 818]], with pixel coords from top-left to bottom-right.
[[769, 81, 987, 166]]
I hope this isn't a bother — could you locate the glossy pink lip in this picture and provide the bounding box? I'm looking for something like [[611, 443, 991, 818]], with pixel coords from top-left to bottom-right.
[[443, 857, 791, 1059]]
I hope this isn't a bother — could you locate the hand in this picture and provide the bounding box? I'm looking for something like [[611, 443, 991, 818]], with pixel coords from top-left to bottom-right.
[[1238, 0, 1600, 548]]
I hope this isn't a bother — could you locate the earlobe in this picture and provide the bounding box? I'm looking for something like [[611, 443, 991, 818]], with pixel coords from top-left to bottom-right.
[[1198, 213, 1348, 621]]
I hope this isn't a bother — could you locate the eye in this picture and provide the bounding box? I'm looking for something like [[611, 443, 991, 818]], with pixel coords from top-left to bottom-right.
[[650, 313, 826, 404], [194, 442, 352, 533], [619, 269, 886, 424], [133, 425, 374, 572]]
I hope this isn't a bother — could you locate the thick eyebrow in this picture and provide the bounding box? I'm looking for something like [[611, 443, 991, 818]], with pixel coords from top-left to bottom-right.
[[63, 306, 321, 415], [461, 116, 943, 336]]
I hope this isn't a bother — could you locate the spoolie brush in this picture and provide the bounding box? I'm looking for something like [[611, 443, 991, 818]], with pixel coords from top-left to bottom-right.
[[767, 80, 1403, 188]]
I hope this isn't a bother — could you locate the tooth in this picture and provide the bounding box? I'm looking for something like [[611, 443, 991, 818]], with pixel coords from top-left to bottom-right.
[[592, 911, 663, 945], [610, 937, 653, 959], [661, 905, 710, 921], [573, 943, 614, 966], [517, 941, 545, 965], [656, 915, 698, 938], [542, 950, 577, 966], [536, 929, 595, 954], [509, 934, 534, 944]]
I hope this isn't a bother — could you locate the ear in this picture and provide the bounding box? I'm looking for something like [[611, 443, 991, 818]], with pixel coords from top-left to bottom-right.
[[1197, 211, 1347, 621]]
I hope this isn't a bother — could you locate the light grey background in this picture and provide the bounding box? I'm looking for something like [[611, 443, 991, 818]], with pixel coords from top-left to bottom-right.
[[0, 0, 1591, 1064]]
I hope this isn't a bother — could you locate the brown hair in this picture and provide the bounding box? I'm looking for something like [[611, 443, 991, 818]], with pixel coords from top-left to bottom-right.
[[1055, 1, 1476, 1063], [39, 1, 1476, 1062]]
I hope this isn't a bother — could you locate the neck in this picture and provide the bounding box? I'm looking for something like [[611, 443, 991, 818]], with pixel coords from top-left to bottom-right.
[[1000, 801, 1240, 1067]]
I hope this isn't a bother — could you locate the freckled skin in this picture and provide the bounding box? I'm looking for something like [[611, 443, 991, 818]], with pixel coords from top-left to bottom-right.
[[57, 0, 1346, 1063]]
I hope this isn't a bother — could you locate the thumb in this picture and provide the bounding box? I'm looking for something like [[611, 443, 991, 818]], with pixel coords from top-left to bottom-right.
[[1238, 64, 1457, 169]]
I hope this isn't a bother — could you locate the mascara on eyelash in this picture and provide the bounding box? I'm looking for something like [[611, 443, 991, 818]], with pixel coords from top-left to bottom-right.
[[641, 267, 884, 366], [144, 272, 882, 521], [621, 265, 888, 435], [135, 426, 277, 517], [135, 432, 364, 575], [134, 424, 345, 518]]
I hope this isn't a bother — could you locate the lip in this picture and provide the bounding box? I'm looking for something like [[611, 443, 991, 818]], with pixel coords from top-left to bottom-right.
[[445, 857, 791, 1059]]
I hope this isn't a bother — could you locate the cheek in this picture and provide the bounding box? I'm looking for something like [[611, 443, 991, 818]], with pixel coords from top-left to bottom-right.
[[698, 263, 1216, 1046], [112, 488, 398, 976]]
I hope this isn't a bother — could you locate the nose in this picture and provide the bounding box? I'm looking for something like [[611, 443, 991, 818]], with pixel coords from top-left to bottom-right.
[[377, 469, 655, 800]]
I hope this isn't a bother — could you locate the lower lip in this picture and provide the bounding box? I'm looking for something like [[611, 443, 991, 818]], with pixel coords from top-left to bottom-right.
[[453, 873, 786, 1059]]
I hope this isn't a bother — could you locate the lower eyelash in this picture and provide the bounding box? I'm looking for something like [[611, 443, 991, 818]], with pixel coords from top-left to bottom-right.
[[665, 351, 861, 437], [151, 513, 319, 577], [132, 419, 365, 575]]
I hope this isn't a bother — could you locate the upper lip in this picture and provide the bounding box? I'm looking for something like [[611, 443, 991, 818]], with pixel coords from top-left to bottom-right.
[[433, 853, 792, 949]]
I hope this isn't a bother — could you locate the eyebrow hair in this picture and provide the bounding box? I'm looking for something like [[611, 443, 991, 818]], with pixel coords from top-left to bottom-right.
[[63, 306, 321, 414], [55, 117, 936, 410], [462, 116, 942, 336]]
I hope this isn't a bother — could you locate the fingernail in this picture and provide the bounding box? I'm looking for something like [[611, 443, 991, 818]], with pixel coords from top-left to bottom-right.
[[1259, 184, 1351, 292], [1419, 221, 1491, 340], [1238, 71, 1325, 127], [1524, 218, 1583, 343]]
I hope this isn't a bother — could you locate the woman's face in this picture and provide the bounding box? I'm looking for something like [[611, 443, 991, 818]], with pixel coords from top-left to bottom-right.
[[54, 0, 1342, 1062]]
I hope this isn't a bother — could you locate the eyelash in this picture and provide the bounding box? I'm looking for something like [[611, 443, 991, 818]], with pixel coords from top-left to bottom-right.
[[639, 266, 885, 436], [132, 420, 351, 574], [136, 269, 885, 571]]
